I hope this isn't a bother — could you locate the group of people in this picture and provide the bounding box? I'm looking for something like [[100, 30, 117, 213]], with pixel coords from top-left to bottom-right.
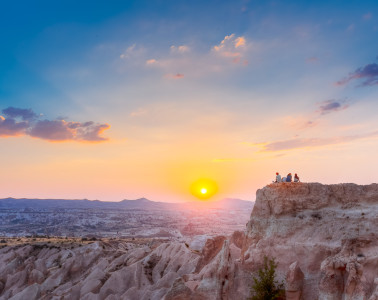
[[274, 172, 300, 183]]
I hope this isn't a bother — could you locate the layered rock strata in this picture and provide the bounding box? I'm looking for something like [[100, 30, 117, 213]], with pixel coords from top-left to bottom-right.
[[0, 183, 376, 300]]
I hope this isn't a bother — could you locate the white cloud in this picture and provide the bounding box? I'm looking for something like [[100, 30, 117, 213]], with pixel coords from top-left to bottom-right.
[[120, 44, 146, 59], [212, 34, 248, 64]]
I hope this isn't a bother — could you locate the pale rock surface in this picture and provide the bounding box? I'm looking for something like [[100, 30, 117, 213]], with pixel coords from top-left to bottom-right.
[[285, 261, 304, 300], [0, 183, 376, 300], [242, 183, 378, 300]]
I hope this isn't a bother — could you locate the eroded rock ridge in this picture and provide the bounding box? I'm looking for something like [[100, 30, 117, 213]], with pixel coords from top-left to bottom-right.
[[0, 183, 376, 300]]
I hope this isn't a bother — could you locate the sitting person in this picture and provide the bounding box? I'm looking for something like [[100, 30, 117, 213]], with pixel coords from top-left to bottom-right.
[[286, 173, 292, 182], [294, 173, 300, 182], [282, 176, 286, 182], [275, 172, 281, 183]]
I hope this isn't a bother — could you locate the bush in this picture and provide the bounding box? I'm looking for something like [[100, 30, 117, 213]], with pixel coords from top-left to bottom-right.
[[248, 256, 285, 300]]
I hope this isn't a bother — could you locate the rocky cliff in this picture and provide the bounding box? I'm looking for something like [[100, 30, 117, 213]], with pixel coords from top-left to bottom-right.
[[0, 183, 377, 300], [243, 183, 378, 300]]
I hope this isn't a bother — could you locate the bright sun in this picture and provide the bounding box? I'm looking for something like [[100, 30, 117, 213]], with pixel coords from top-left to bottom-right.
[[190, 179, 218, 200]]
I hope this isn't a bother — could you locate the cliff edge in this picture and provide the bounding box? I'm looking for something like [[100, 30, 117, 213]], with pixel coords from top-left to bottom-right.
[[242, 182, 378, 300], [0, 183, 376, 300]]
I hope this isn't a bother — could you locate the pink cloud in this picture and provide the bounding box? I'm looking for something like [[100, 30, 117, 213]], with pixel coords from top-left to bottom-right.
[[248, 131, 378, 152], [164, 73, 184, 79]]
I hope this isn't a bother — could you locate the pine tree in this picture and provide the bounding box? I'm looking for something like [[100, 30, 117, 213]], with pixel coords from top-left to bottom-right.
[[248, 256, 285, 300]]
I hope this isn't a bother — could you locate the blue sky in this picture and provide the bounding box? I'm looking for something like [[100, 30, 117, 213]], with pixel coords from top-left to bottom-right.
[[1, 0, 378, 201]]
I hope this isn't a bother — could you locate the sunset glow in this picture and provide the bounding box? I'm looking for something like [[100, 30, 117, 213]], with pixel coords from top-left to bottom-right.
[[1, 1, 378, 202], [191, 179, 218, 200]]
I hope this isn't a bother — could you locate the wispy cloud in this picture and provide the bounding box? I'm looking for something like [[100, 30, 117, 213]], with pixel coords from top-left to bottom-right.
[[145, 59, 158, 65], [317, 99, 349, 115], [0, 107, 110, 142], [212, 34, 248, 64], [126, 33, 251, 79], [284, 99, 350, 131], [336, 63, 378, 86], [120, 44, 146, 59], [247, 131, 378, 152], [164, 73, 184, 79], [170, 45, 190, 53]]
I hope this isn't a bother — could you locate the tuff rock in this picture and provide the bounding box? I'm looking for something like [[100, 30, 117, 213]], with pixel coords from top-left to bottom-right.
[[0, 183, 376, 300]]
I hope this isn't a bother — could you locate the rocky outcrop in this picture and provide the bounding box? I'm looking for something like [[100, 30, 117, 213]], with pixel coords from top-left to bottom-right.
[[242, 183, 378, 300], [285, 261, 304, 300], [0, 183, 376, 300]]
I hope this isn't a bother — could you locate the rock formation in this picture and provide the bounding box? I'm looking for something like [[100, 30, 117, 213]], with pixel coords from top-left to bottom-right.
[[0, 183, 376, 299], [285, 261, 304, 300], [242, 183, 378, 300]]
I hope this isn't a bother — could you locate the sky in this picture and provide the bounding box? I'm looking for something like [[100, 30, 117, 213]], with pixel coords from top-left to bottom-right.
[[1, 0, 378, 202]]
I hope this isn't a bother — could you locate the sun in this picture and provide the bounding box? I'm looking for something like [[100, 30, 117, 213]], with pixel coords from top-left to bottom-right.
[[190, 179, 218, 200]]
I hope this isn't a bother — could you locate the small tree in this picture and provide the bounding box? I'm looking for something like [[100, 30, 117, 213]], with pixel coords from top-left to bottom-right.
[[248, 256, 285, 300]]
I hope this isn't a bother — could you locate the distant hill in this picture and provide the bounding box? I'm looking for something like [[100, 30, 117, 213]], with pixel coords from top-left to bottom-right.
[[0, 197, 254, 211]]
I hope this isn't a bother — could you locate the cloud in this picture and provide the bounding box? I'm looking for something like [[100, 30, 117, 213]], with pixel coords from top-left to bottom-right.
[[130, 108, 147, 117], [164, 73, 184, 79], [283, 99, 349, 131], [283, 116, 318, 130], [2, 107, 38, 120], [317, 100, 349, 115], [336, 63, 378, 86], [248, 131, 378, 152], [0, 116, 29, 137], [212, 34, 248, 64], [146, 59, 158, 65], [0, 107, 110, 143], [122, 34, 251, 80], [170, 45, 190, 53], [120, 44, 146, 59]]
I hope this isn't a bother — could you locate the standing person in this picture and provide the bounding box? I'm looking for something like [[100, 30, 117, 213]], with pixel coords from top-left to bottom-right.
[[294, 173, 300, 182], [286, 173, 292, 182], [275, 172, 281, 183]]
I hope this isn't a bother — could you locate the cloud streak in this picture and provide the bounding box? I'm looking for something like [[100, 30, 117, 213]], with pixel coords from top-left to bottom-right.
[[336, 63, 378, 86], [0, 107, 110, 143], [248, 131, 378, 152], [317, 100, 349, 115]]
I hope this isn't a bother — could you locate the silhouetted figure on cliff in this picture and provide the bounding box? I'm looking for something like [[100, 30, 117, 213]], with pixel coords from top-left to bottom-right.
[[294, 173, 300, 182], [275, 172, 281, 183], [286, 173, 292, 182]]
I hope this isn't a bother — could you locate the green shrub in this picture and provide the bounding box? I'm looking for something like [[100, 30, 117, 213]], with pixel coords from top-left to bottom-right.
[[248, 256, 285, 300]]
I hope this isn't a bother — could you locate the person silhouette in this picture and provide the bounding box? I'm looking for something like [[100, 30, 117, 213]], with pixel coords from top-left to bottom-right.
[[286, 173, 292, 182], [275, 172, 281, 183], [294, 173, 300, 182]]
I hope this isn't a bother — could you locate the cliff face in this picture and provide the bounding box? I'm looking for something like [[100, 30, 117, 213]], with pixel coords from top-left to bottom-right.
[[243, 183, 378, 300], [0, 183, 377, 300]]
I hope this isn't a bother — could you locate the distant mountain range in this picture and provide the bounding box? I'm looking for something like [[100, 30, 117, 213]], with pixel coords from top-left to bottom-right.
[[0, 197, 254, 211]]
